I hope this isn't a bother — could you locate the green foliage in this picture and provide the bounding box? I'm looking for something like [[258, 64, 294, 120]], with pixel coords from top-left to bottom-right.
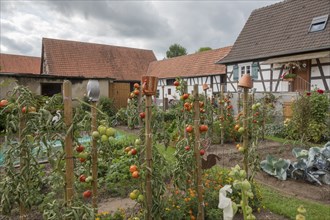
[[196, 47, 212, 53], [260, 155, 291, 180], [286, 89, 330, 143], [166, 43, 187, 58], [114, 108, 128, 126], [98, 96, 117, 118]]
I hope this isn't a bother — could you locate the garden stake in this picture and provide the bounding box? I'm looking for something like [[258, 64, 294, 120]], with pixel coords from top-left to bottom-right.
[[145, 94, 153, 220], [262, 93, 266, 140], [19, 114, 27, 220], [63, 81, 74, 207], [138, 86, 142, 127], [193, 84, 205, 220], [91, 101, 98, 212], [220, 85, 225, 146], [243, 87, 249, 177]]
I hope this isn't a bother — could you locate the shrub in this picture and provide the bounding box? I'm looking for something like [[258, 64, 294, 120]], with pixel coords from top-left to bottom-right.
[[98, 96, 117, 118], [286, 89, 330, 143]]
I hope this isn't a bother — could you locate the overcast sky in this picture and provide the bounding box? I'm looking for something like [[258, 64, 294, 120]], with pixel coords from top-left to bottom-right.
[[0, 0, 281, 60]]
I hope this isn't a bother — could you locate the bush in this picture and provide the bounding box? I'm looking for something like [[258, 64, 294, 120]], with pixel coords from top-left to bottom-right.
[[286, 89, 330, 143], [98, 96, 117, 118]]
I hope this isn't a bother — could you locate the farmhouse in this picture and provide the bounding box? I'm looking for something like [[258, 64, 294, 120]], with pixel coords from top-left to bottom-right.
[[147, 46, 231, 102], [218, 0, 330, 93], [1, 38, 157, 109]]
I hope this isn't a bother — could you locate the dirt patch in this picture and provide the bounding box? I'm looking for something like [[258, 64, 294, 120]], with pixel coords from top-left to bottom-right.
[[98, 197, 137, 213]]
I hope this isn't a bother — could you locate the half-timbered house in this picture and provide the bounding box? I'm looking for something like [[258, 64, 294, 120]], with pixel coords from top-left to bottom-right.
[[147, 46, 231, 102], [217, 0, 330, 93]]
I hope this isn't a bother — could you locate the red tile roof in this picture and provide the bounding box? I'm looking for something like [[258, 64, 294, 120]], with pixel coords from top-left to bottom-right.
[[147, 46, 231, 78], [42, 38, 157, 81], [219, 0, 330, 64], [0, 53, 41, 74]]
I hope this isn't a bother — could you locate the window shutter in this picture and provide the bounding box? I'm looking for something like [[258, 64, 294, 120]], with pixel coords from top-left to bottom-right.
[[233, 65, 239, 81], [252, 62, 259, 79]]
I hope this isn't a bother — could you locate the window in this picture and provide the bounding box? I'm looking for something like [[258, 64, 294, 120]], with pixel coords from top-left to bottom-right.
[[41, 83, 62, 97], [240, 64, 251, 77], [309, 15, 328, 32], [166, 79, 175, 86], [168, 88, 171, 95], [156, 90, 160, 98]]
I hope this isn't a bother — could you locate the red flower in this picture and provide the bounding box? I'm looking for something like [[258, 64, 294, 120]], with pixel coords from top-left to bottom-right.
[[317, 89, 324, 94], [306, 92, 311, 96]]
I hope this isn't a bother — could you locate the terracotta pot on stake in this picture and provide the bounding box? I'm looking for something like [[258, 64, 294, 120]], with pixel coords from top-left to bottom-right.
[[238, 74, 253, 177], [142, 76, 158, 220]]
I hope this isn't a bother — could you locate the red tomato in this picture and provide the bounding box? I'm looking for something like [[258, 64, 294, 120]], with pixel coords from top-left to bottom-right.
[[83, 190, 92, 198], [130, 148, 137, 155], [174, 81, 180, 86], [200, 149, 205, 156], [132, 171, 139, 178], [185, 146, 190, 151], [139, 112, 146, 119], [199, 101, 204, 108], [183, 94, 189, 100], [76, 145, 85, 153], [79, 158, 86, 163], [0, 100, 8, 108], [130, 165, 138, 173], [134, 89, 140, 95], [79, 174, 86, 182], [199, 125, 208, 132], [186, 125, 193, 133], [134, 83, 140, 89]]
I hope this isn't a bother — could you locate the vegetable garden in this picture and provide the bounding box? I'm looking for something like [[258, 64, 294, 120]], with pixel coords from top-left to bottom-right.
[[0, 75, 329, 220]]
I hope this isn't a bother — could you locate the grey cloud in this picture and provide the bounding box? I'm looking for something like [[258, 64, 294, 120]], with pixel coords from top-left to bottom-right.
[[0, 36, 34, 55]]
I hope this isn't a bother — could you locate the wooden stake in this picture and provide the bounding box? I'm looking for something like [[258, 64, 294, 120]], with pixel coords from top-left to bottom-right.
[[242, 88, 249, 176], [220, 85, 225, 146], [19, 114, 27, 220], [63, 81, 74, 206], [138, 86, 142, 127], [145, 95, 153, 220], [91, 101, 98, 212], [193, 84, 204, 220]]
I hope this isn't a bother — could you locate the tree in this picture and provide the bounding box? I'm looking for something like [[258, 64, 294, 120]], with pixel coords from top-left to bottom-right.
[[166, 43, 187, 58], [196, 47, 212, 53]]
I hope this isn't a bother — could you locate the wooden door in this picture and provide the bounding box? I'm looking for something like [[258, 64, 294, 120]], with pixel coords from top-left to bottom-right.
[[292, 60, 311, 92], [109, 82, 130, 109]]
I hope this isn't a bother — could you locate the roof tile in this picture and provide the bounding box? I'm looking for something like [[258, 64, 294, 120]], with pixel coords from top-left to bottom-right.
[[0, 54, 40, 74]]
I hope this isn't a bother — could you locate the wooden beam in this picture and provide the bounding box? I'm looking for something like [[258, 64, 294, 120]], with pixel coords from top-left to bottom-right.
[[258, 63, 267, 92], [316, 58, 329, 91], [270, 64, 273, 92], [275, 65, 284, 92]]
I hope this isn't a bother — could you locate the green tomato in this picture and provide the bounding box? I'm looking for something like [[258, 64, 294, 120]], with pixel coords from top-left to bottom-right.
[[98, 125, 107, 135], [135, 138, 142, 146], [238, 127, 245, 133], [101, 134, 108, 143], [137, 194, 144, 203], [92, 131, 100, 139], [77, 152, 89, 159], [129, 192, 138, 200], [106, 127, 116, 137], [85, 176, 93, 183]]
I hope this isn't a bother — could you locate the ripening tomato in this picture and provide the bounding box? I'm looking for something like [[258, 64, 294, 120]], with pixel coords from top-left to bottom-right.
[[199, 101, 204, 108], [134, 83, 140, 89], [186, 125, 193, 133], [76, 145, 85, 152], [185, 146, 190, 151], [134, 89, 140, 95], [132, 171, 139, 178], [183, 94, 189, 100], [79, 174, 86, 182], [130, 165, 138, 173], [139, 112, 146, 119], [83, 190, 92, 198], [125, 146, 132, 153], [234, 124, 240, 131], [79, 158, 86, 163], [130, 148, 137, 155], [0, 100, 8, 108], [174, 81, 180, 86]]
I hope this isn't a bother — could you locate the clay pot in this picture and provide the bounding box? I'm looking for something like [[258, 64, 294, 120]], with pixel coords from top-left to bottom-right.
[[142, 76, 158, 96], [238, 74, 253, 89]]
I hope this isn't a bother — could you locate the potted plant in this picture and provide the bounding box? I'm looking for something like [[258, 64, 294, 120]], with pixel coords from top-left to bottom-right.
[[283, 73, 297, 81]]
